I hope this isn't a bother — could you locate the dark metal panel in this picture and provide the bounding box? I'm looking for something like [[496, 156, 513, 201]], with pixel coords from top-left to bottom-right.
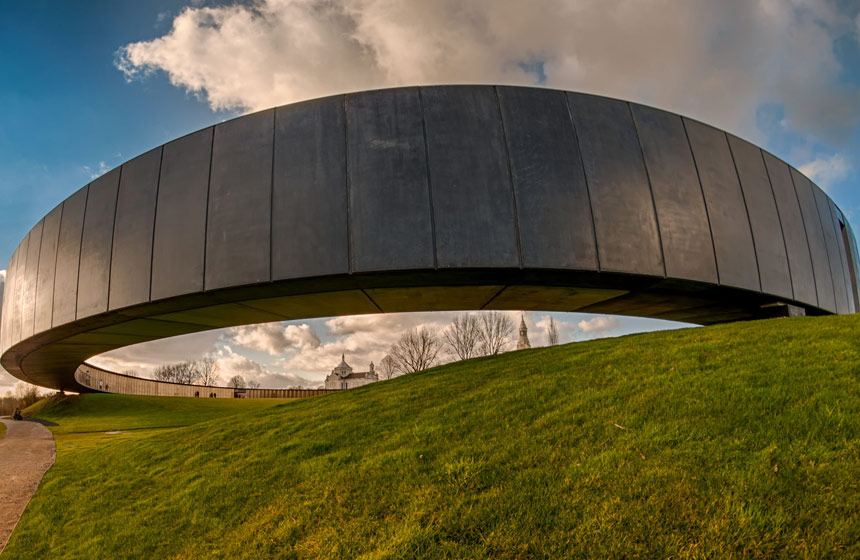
[[52, 186, 88, 327], [762, 152, 816, 306], [151, 128, 212, 300], [109, 147, 162, 310], [21, 220, 44, 339], [727, 135, 792, 299], [11, 236, 29, 346], [34, 204, 62, 334], [684, 119, 759, 291], [568, 93, 663, 276], [843, 220, 860, 310], [829, 201, 856, 314], [630, 104, 716, 283], [1, 247, 20, 350], [206, 109, 273, 290], [498, 86, 597, 270], [346, 88, 434, 272], [790, 168, 836, 312], [273, 96, 348, 279], [77, 167, 120, 318], [812, 185, 848, 314], [421, 85, 519, 268]]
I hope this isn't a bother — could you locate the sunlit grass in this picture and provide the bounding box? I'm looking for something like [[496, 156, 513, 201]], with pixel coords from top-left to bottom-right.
[[5, 314, 860, 559]]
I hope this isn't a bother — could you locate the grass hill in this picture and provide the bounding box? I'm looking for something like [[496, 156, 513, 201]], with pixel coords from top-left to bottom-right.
[[5, 314, 860, 559]]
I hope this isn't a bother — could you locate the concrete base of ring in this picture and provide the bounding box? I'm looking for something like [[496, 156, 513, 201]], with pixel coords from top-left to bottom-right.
[[3, 270, 821, 393]]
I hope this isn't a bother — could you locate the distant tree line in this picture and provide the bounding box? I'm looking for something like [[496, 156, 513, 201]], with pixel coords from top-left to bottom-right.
[[0, 384, 43, 416], [380, 311, 560, 379]]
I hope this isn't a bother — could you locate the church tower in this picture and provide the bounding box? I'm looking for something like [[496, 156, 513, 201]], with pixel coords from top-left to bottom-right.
[[517, 315, 531, 350]]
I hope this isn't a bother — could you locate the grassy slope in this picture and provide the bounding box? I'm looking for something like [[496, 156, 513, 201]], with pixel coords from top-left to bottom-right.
[[5, 315, 860, 559], [0, 421, 5, 439], [25, 393, 289, 434]]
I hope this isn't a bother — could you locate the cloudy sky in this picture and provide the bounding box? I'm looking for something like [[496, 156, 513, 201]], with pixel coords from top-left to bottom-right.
[[2, 0, 859, 391]]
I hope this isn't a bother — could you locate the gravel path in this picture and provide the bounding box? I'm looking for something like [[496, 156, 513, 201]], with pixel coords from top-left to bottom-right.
[[0, 419, 55, 555]]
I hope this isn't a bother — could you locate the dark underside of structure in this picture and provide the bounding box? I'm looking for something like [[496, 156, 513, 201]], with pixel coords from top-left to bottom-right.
[[2, 85, 858, 393]]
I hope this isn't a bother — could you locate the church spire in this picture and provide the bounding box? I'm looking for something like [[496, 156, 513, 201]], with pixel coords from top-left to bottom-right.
[[517, 314, 531, 350]]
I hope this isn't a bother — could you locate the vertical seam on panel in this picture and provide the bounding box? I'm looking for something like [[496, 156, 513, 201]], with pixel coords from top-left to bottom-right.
[[725, 135, 762, 292], [203, 126, 215, 291], [811, 186, 840, 312], [830, 200, 850, 312], [418, 88, 438, 269], [681, 119, 721, 285], [49, 204, 64, 328], [106, 167, 123, 311], [270, 109, 276, 283], [629, 103, 667, 277], [828, 200, 853, 312], [788, 170, 820, 307], [760, 151, 794, 300], [494, 86, 524, 268], [343, 95, 353, 274], [844, 220, 860, 310], [565, 93, 600, 271], [29, 222, 44, 336], [15, 235, 29, 343], [74, 185, 90, 321], [149, 146, 164, 302]]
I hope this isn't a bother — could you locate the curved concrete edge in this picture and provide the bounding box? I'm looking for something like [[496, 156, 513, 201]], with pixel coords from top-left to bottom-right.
[[0, 419, 56, 556]]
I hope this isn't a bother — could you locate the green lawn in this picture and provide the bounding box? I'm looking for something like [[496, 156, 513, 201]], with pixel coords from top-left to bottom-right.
[[5, 314, 860, 559], [26, 393, 290, 434], [0, 421, 6, 440]]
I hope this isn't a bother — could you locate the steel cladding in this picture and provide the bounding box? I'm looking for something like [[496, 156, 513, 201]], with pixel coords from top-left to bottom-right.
[[1, 85, 858, 392]]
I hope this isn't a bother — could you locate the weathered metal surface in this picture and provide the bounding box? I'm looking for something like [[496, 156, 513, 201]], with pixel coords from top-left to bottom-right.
[[1, 86, 856, 393]]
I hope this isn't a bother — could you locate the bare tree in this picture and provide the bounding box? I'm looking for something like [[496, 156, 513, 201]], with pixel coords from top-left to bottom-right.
[[197, 357, 220, 386], [547, 316, 559, 346], [227, 375, 246, 388], [478, 311, 515, 355], [443, 313, 482, 361], [153, 361, 200, 384], [377, 355, 398, 380], [152, 359, 221, 385], [153, 363, 179, 383], [390, 326, 441, 374], [246, 379, 261, 389]]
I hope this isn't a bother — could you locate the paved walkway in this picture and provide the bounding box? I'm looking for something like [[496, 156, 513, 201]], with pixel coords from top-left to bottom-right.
[[0, 419, 55, 555]]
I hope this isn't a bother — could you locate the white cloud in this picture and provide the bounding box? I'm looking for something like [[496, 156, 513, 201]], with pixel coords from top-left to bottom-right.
[[798, 152, 852, 192], [280, 311, 458, 376], [90, 329, 223, 377], [116, 0, 860, 151], [83, 161, 110, 180], [231, 322, 320, 355], [577, 316, 621, 335], [216, 345, 313, 388]]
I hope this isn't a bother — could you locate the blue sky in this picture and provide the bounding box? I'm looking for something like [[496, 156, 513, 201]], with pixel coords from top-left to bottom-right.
[[1, 0, 859, 392]]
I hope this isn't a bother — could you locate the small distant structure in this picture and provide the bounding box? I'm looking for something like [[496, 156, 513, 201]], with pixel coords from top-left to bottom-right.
[[516, 315, 531, 350], [324, 355, 379, 390]]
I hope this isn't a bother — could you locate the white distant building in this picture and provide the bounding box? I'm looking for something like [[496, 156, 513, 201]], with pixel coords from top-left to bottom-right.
[[324, 355, 379, 390]]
